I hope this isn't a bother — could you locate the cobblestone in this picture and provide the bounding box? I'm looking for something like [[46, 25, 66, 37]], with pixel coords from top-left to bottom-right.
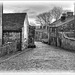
[[0, 42, 75, 72]]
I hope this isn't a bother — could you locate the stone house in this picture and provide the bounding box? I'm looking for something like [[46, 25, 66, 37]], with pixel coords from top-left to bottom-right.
[[48, 12, 75, 46], [2, 13, 29, 51], [0, 3, 36, 56], [35, 25, 48, 42], [35, 28, 48, 42], [35, 12, 75, 45]]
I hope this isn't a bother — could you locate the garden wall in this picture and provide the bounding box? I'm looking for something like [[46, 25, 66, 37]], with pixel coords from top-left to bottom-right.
[[59, 32, 75, 51]]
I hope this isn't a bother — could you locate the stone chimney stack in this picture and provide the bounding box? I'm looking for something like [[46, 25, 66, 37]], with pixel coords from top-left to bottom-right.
[[61, 13, 66, 21], [67, 12, 73, 17]]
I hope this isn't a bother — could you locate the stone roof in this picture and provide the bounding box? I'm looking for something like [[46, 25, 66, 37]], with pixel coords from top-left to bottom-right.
[[3, 13, 27, 31]]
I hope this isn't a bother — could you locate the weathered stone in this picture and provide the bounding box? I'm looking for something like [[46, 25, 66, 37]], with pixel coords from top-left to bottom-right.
[[0, 42, 17, 57], [58, 32, 75, 51]]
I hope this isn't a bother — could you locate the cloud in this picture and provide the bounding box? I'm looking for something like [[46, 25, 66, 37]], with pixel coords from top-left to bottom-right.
[[4, 1, 74, 14], [27, 10, 37, 18], [28, 11, 37, 14], [3, 1, 75, 25], [12, 8, 30, 13], [21, 8, 30, 12]]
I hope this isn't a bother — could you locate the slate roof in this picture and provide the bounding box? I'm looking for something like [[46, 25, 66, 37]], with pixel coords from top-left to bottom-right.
[[3, 13, 27, 31], [49, 16, 74, 27]]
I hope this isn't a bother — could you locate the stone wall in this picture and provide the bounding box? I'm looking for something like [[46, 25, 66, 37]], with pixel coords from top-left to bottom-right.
[[65, 32, 75, 38], [28, 25, 35, 48], [58, 32, 75, 51], [0, 42, 17, 57]]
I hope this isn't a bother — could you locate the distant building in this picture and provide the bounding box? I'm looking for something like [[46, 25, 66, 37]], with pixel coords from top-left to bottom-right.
[[35, 25, 48, 43], [35, 11, 75, 45], [28, 25, 36, 48]]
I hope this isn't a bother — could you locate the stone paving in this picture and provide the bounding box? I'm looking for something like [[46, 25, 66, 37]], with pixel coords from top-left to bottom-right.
[[0, 42, 75, 72]]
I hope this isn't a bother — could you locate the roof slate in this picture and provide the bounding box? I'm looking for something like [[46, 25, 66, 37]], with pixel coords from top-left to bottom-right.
[[49, 16, 74, 27], [3, 13, 27, 31]]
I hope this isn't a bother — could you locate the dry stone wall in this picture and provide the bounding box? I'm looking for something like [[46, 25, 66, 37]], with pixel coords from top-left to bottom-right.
[[59, 32, 75, 51]]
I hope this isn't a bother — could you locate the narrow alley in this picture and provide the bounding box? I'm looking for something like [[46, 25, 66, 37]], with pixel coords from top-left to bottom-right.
[[0, 42, 75, 72]]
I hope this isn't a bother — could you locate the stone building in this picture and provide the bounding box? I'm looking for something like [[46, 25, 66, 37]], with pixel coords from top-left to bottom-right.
[[3, 13, 29, 51], [28, 25, 36, 48], [48, 12, 75, 46], [35, 25, 48, 43], [0, 3, 36, 57], [35, 12, 75, 45]]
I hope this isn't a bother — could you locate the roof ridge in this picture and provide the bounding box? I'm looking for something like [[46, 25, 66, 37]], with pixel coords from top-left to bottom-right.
[[3, 13, 27, 15], [51, 15, 74, 24]]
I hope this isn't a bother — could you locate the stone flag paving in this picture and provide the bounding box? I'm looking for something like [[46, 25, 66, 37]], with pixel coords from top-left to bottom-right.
[[0, 42, 75, 72]]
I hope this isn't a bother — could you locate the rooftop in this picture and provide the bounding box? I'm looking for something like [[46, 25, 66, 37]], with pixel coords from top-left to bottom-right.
[[49, 15, 74, 27], [3, 13, 27, 31]]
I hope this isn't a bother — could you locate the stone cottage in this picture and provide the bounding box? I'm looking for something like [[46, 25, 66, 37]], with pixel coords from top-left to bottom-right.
[[2, 13, 29, 51], [48, 12, 75, 46]]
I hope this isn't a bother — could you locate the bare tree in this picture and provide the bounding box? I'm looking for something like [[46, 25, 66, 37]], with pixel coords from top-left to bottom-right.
[[36, 11, 53, 26], [51, 7, 63, 20], [42, 12, 53, 25], [36, 6, 62, 27], [63, 9, 72, 13], [36, 14, 45, 26]]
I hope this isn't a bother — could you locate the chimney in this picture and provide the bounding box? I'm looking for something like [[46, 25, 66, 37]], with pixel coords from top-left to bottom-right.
[[67, 12, 73, 17], [61, 13, 66, 21]]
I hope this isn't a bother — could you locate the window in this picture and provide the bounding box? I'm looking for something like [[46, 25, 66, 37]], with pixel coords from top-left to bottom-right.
[[43, 26, 46, 29], [40, 26, 42, 29], [52, 28, 55, 32]]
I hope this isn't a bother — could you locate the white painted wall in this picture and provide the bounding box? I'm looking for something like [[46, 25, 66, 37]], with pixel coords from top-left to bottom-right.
[[24, 14, 29, 41], [22, 14, 29, 50]]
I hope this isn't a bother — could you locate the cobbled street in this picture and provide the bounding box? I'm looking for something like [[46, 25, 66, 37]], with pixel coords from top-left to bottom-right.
[[0, 42, 75, 72]]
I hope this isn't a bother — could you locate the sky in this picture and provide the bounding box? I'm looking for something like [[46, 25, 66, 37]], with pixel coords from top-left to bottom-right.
[[2, 1, 75, 25]]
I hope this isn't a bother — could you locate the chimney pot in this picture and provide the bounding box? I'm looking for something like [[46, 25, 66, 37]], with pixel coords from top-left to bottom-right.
[[61, 13, 66, 21]]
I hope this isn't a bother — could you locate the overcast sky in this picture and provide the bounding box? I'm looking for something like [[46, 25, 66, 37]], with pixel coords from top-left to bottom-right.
[[3, 1, 75, 25]]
